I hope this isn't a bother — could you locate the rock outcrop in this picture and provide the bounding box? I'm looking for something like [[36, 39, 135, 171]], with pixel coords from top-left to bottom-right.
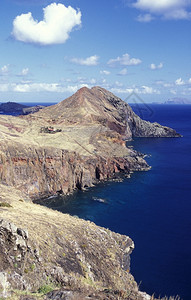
[[0, 184, 152, 300], [22, 105, 45, 115], [0, 86, 180, 199]]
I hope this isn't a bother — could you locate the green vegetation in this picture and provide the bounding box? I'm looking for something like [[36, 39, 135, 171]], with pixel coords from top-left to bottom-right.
[[0, 202, 12, 208], [37, 284, 54, 294], [30, 263, 36, 271]]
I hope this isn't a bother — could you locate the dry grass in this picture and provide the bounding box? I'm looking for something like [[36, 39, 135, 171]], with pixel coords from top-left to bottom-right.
[[0, 183, 135, 291], [0, 112, 132, 160]]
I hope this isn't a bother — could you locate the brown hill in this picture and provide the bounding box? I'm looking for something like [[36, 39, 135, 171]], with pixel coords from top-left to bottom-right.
[[0, 86, 180, 199], [31, 86, 180, 138]]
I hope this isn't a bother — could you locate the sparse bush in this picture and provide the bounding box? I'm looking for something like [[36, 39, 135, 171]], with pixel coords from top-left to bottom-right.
[[0, 202, 12, 208], [38, 284, 54, 294], [30, 263, 35, 271]]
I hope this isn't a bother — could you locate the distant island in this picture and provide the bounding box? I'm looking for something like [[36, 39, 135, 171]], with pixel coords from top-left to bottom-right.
[[163, 97, 191, 105], [0, 101, 46, 115]]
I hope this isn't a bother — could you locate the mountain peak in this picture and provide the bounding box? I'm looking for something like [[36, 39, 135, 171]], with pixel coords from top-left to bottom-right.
[[29, 86, 180, 138]]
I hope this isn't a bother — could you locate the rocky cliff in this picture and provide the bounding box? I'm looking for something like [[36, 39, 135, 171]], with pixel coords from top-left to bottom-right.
[[0, 86, 180, 199], [0, 184, 151, 300]]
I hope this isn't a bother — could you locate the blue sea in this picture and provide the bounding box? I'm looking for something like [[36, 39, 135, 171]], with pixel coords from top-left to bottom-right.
[[3, 103, 191, 299]]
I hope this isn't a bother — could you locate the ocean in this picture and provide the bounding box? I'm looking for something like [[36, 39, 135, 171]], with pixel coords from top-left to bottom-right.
[[3, 103, 191, 299]]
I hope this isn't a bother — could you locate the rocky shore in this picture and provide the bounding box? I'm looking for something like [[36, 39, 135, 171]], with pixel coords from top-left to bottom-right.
[[0, 87, 181, 299]]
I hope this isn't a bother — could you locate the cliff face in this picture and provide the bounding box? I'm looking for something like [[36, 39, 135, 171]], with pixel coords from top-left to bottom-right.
[[0, 141, 148, 199], [89, 87, 181, 138], [0, 86, 180, 199], [0, 185, 151, 300]]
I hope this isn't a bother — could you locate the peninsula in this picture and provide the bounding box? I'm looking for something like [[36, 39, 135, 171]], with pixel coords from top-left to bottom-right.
[[0, 87, 180, 299]]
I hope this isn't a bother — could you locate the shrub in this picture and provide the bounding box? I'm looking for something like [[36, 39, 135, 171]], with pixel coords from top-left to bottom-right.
[[38, 284, 54, 294], [0, 202, 12, 208]]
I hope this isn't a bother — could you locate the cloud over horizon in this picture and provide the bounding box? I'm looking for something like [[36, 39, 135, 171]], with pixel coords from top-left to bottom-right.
[[12, 3, 82, 45], [0, 82, 89, 93]]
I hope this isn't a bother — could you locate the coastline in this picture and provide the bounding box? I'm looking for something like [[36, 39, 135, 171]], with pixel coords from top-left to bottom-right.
[[0, 88, 182, 299]]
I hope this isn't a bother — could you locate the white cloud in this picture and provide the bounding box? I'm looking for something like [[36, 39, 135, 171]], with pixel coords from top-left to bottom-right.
[[12, 83, 61, 92], [111, 85, 160, 95], [70, 55, 99, 66], [188, 78, 191, 84], [107, 53, 142, 67], [1, 65, 9, 75], [163, 83, 172, 87], [150, 62, 163, 70], [165, 8, 191, 19], [132, 0, 191, 20], [20, 68, 29, 76], [118, 68, 128, 75], [0, 82, 90, 93], [175, 78, 185, 85], [100, 70, 110, 75], [111, 87, 134, 94], [141, 85, 160, 94], [136, 13, 154, 22], [12, 3, 82, 45]]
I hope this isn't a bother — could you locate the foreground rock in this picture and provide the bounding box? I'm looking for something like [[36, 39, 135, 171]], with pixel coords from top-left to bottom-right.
[[0, 87, 180, 199], [0, 184, 152, 300]]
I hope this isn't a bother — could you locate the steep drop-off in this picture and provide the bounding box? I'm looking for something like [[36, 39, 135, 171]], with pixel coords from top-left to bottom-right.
[[0, 87, 180, 199], [0, 184, 152, 300]]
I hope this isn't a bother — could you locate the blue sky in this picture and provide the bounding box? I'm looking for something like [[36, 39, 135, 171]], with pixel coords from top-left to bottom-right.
[[0, 0, 191, 103]]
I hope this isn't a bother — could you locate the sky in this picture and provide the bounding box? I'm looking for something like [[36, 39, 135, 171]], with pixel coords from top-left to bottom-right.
[[0, 0, 191, 103]]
